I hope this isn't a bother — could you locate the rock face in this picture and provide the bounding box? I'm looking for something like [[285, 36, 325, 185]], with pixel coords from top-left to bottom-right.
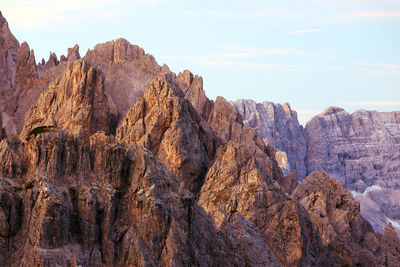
[[67, 44, 81, 61], [292, 171, 380, 266], [293, 172, 375, 266], [14, 42, 38, 93], [1, 22, 166, 137], [0, 65, 280, 266], [200, 98, 329, 266], [0, 13, 72, 136], [0, 11, 19, 100], [375, 223, 400, 266], [234, 99, 400, 235], [233, 99, 307, 179], [305, 107, 400, 234], [84, 38, 166, 119], [20, 59, 118, 140], [177, 70, 213, 121], [0, 130, 258, 266], [117, 72, 215, 193], [0, 12, 20, 135], [306, 107, 400, 190]]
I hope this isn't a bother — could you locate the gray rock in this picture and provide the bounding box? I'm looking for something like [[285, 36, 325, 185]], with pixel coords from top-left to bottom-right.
[[305, 107, 400, 234], [233, 99, 307, 179], [306, 107, 400, 190]]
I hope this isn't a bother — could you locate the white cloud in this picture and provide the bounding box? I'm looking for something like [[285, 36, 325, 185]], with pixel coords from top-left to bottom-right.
[[326, 61, 400, 76], [198, 60, 314, 72], [349, 10, 400, 19], [311, 0, 400, 9], [290, 29, 323, 35], [344, 101, 400, 107], [216, 44, 310, 56], [220, 52, 253, 58], [2, 0, 107, 30], [1, 0, 166, 30], [162, 45, 400, 77]]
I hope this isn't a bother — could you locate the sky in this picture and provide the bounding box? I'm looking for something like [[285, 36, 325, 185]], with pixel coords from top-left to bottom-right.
[[2, 0, 400, 125]]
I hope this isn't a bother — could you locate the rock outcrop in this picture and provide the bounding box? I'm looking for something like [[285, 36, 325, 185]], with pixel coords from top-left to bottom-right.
[[117, 72, 215, 193], [20, 59, 118, 140], [199, 97, 328, 266], [233, 99, 400, 235], [0, 130, 262, 266], [0, 13, 73, 136], [177, 70, 213, 121], [0, 12, 20, 135], [14, 42, 37, 93], [44, 52, 59, 70], [306, 107, 400, 190], [234, 99, 307, 179], [292, 171, 379, 266], [67, 44, 81, 61], [375, 223, 400, 266], [84, 38, 167, 119], [3, 42, 38, 120], [0, 19, 169, 137], [306, 107, 400, 233], [0, 11, 19, 99]]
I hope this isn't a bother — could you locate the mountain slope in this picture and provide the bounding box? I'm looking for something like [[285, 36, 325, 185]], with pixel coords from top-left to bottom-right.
[[0, 11, 399, 266]]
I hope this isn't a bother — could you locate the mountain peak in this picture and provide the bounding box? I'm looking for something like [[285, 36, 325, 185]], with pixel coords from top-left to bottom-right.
[[0, 11, 6, 28], [320, 106, 345, 116], [67, 44, 80, 61]]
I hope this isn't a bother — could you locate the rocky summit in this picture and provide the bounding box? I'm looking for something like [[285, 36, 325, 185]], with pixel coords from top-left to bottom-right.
[[0, 11, 400, 267]]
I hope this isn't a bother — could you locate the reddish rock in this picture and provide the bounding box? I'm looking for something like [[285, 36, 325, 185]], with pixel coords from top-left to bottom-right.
[[278, 170, 300, 195], [67, 44, 80, 61], [14, 42, 38, 92], [0, 11, 399, 267], [292, 171, 380, 266], [177, 70, 213, 121], [20, 59, 118, 140], [44, 52, 59, 69], [84, 38, 163, 118], [0, 12, 19, 98], [305, 107, 400, 234], [117, 72, 215, 193], [375, 223, 400, 266]]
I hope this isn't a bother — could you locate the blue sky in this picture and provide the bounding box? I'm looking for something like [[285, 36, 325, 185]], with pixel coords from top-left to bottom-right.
[[2, 0, 400, 124]]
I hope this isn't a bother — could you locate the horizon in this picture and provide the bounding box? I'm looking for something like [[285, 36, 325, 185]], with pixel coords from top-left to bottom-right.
[[2, 0, 399, 125]]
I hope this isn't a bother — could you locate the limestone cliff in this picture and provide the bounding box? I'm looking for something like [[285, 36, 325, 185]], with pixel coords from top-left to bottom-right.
[[233, 99, 307, 179], [233, 98, 400, 235], [306, 107, 400, 234]]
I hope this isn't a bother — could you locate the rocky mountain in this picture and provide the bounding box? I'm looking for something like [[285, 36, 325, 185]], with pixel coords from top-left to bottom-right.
[[116, 72, 216, 194], [0, 12, 168, 137], [233, 99, 307, 178], [234, 100, 400, 235], [306, 107, 400, 234], [84, 38, 168, 119], [0, 10, 399, 266], [306, 107, 400, 189], [20, 59, 118, 140]]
